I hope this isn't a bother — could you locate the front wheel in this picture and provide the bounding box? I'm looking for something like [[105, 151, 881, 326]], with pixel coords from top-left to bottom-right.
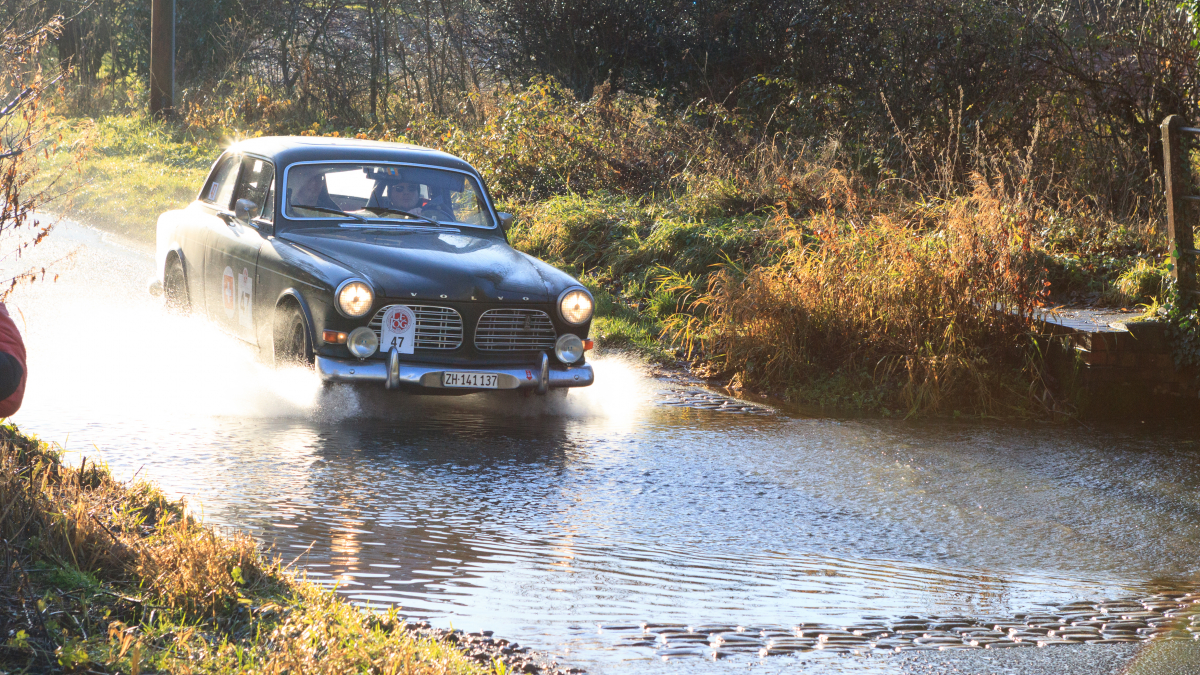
[[163, 257, 189, 313], [273, 304, 313, 368]]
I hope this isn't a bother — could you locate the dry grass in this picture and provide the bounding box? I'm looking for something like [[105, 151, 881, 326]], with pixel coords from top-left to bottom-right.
[[670, 177, 1050, 416], [0, 422, 257, 617], [0, 425, 491, 674]]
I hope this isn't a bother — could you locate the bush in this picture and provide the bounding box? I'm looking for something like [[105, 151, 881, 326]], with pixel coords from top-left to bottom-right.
[[674, 177, 1049, 415]]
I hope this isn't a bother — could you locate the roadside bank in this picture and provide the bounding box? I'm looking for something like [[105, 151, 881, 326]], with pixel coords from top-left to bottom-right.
[[35, 108, 1181, 420], [0, 423, 571, 674]]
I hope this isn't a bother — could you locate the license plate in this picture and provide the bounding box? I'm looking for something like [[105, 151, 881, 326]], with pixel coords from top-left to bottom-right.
[[442, 371, 500, 388]]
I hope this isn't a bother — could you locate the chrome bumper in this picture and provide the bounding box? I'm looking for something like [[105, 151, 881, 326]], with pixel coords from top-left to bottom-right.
[[315, 350, 594, 393]]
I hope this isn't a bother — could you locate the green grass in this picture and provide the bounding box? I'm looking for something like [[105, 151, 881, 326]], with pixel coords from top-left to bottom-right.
[[504, 191, 788, 360], [39, 116, 220, 243]]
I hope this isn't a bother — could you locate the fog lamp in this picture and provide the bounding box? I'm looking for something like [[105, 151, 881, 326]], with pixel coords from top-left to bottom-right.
[[554, 333, 585, 364], [337, 280, 374, 318], [558, 289, 593, 325], [347, 326, 379, 359]]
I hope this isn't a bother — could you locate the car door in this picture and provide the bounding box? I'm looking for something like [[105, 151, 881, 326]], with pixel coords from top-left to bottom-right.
[[204, 155, 274, 343], [188, 152, 242, 311]]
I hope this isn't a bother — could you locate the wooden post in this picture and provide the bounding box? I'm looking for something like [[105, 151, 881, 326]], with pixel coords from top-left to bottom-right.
[[149, 0, 174, 118], [1163, 115, 1196, 299]]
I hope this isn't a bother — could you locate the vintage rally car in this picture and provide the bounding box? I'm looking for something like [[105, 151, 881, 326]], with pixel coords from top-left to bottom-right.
[[152, 137, 595, 394]]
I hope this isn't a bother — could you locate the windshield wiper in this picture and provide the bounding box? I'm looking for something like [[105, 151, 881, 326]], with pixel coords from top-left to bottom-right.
[[359, 205, 442, 226], [292, 204, 366, 222]]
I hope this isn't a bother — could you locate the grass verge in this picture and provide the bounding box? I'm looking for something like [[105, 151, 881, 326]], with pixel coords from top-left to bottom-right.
[[39, 117, 219, 243], [0, 423, 504, 674]]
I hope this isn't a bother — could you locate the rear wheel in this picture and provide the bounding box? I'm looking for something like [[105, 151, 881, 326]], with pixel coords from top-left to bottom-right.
[[163, 257, 189, 313], [273, 303, 313, 368]]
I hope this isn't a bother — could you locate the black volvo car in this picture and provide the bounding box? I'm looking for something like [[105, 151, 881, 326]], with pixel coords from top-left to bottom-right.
[[152, 136, 595, 394]]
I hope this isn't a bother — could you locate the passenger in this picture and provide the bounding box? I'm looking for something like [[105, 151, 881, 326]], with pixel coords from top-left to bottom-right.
[[0, 303, 26, 417], [288, 167, 340, 214]]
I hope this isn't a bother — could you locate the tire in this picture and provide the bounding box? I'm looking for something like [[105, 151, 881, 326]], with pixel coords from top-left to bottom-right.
[[163, 256, 189, 313], [273, 303, 314, 368]]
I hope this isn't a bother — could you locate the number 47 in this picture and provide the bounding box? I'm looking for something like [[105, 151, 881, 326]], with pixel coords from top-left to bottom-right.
[[390, 336, 404, 349]]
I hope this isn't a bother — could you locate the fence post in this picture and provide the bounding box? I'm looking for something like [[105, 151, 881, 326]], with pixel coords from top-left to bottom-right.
[[1163, 114, 1196, 300]]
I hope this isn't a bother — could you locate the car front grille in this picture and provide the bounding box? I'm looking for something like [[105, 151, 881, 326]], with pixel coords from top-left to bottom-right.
[[370, 305, 463, 350], [475, 309, 556, 351]]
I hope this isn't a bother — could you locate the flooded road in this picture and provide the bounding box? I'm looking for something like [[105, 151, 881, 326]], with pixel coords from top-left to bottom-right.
[[8, 222, 1200, 673]]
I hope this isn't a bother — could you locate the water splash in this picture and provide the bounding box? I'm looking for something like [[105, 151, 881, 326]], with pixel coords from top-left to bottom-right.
[[9, 221, 648, 431]]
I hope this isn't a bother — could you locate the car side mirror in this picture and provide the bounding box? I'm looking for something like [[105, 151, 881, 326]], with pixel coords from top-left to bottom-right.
[[234, 198, 257, 225], [498, 212, 514, 232]]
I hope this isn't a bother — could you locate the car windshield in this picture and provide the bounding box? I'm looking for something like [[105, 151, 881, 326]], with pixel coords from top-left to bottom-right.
[[283, 162, 495, 228]]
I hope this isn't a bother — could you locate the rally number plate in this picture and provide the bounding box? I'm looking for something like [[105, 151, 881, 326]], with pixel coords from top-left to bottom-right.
[[442, 371, 500, 389]]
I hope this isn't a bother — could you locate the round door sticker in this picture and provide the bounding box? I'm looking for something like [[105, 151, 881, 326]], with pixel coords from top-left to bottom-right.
[[381, 305, 416, 354], [222, 266, 236, 318], [237, 267, 253, 328]]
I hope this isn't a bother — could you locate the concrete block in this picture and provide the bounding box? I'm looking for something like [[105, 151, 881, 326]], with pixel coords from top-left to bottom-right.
[[1122, 321, 1170, 352]]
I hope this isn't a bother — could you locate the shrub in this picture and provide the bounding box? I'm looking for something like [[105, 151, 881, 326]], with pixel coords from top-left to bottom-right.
[[673, 177, 1049, 415]]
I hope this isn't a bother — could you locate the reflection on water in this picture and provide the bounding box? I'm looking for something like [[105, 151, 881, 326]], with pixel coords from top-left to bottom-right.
[[9, 223, 1200, 672]]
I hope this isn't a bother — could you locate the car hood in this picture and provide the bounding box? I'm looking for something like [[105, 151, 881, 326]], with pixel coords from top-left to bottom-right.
[[278, 227, 573, 302]]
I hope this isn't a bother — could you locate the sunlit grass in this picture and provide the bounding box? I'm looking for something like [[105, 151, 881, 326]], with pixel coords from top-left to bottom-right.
[[38, 116, 218, 243]]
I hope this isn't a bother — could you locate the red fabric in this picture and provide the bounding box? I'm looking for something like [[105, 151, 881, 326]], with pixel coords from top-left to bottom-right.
[[0, 303, 27, 417]]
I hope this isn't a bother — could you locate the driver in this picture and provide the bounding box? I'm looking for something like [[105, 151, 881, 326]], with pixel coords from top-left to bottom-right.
[[384, 181, 431, 216]]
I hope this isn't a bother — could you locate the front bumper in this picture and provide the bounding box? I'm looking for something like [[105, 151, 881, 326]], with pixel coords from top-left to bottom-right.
[[315, 350, 594, 393]]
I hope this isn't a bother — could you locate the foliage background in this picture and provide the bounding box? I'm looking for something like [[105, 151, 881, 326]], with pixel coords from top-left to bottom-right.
[[13, 0, 1200, 414]]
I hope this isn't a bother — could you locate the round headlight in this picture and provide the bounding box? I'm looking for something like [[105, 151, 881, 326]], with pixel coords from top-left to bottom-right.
[[347, 326, 379, 359], [559, 289, 593, 325], [554, 333, 585, 364], [337, 280, 374, 318]]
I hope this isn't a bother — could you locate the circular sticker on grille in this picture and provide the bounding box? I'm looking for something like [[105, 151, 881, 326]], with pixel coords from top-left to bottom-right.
[[381, 305, 416, 354], [390, 311, 409, 331]]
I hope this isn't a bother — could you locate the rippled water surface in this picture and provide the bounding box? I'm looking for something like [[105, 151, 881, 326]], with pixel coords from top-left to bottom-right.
[[8, 222, 1200, 672]]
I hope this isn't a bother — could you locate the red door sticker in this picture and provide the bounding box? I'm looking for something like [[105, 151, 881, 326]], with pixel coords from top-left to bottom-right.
[[222, 266, 236, 318]]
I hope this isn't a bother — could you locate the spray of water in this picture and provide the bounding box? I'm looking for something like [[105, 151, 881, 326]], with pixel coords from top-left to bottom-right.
[[9, 222, 652, 434]]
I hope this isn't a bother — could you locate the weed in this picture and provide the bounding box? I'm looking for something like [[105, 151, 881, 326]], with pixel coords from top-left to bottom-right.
[[1114, 258, 1170, 307]]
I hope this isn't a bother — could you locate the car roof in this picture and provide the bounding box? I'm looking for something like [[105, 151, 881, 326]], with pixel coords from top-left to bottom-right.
[[227, 136, 479, 175]]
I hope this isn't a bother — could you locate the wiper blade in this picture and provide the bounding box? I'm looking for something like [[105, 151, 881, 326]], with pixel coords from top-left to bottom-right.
[[360, 205, 441, 226], [292, 204, 366, 222]]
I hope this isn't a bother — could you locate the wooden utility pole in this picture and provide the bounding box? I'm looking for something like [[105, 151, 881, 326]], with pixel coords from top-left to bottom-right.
[[149, 0, 175, 117], [1162, 115, 1198, 300]]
